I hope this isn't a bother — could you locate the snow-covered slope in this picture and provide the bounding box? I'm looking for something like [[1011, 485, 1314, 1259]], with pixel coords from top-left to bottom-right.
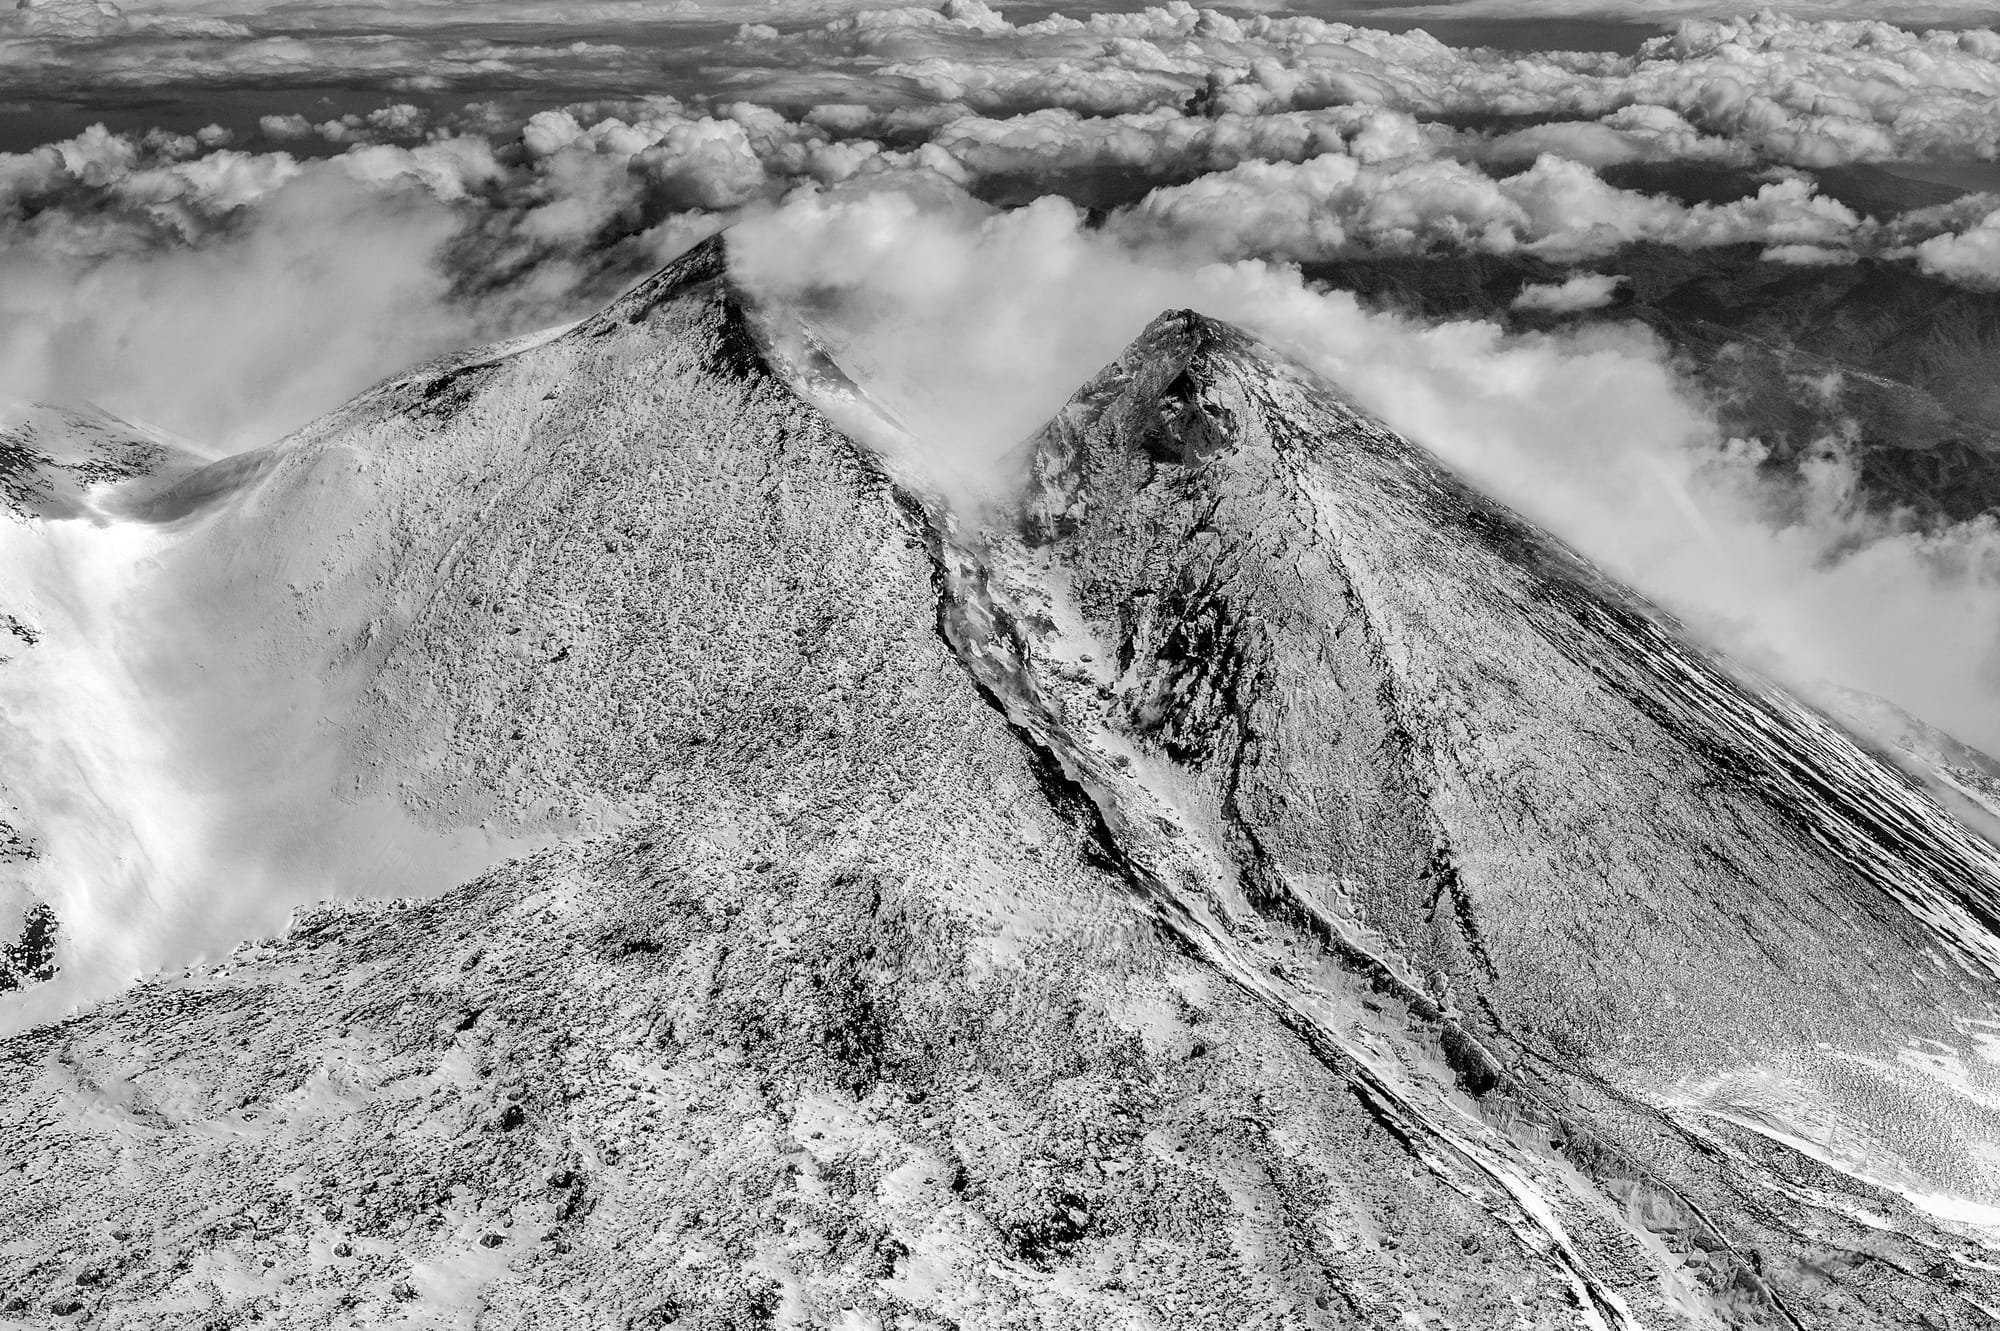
[[0, 401, 208, 990], [0, 329, 604, 1027], [0, 401, 198, 522], [4, 238, 2000, 1328], [933, 306, 2000, 1325]]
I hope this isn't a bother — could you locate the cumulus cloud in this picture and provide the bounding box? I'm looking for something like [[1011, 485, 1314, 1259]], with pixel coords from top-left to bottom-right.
[[3, 0, 247, 38], [1481, 105, 1753, 169], [1368, 0, 2000, 23], [1110, 150, 1870, 262], [7, 3, 1998, 180], [736, 5, 2000, 169], [1760, 241, 1860, 264], [1513, 271, 1625, 311], [257, 113, 312, 141], [1907, 203, 2000, 287], [11, 76, 2000, 454]]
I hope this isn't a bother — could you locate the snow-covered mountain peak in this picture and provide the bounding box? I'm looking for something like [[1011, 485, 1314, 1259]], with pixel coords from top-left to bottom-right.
[[10, 243, 2000, 1327], [566, 231, 766, 375], [958, 297, 2000, 1298]]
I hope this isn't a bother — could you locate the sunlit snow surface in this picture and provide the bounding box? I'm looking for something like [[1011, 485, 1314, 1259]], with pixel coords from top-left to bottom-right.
[[9, 236, 2000, 1325], [0, 406, 554, 1034], [760, 279, 2000, 1259], [0, 508, 193, 1023]]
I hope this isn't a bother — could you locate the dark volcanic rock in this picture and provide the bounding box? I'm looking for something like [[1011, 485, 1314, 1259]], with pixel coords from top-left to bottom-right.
[[0, 901, 57, 992]]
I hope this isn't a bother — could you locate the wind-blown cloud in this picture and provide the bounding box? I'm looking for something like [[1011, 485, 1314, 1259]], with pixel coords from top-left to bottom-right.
[[0, 190, 468, 451], [732, 188, 2000, 759]]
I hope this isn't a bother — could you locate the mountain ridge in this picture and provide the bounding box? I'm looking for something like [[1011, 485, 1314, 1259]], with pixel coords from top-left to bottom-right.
[[4, 235, 2000, 1328], [933, 296, 2000, 1323]]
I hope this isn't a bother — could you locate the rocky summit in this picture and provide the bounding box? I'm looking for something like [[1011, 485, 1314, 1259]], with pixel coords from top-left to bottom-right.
[[6, 235, 2000, 1330]]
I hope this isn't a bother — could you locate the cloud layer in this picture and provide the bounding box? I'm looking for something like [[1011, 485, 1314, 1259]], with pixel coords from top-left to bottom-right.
[[8, 8, 2000, 447], [7, 0, 2000, 164]]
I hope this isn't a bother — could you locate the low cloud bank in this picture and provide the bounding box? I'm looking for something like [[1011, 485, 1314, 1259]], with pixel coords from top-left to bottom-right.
[[9, 68, 2000, 448], [752, 4, 2000, 166], [1514, 271, 1626, 310], [6, 2, 2000, 174]]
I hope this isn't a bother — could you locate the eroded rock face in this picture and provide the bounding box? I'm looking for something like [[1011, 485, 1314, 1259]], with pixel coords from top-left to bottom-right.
[[933, 306, 2000, 1327], [4, 239, 2000, 1330]]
